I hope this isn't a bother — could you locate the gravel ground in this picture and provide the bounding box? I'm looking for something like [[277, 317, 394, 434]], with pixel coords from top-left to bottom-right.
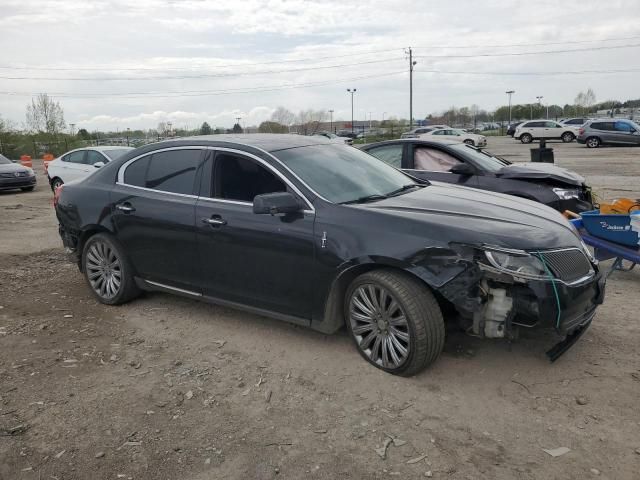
[[1, 139, 639, 480]]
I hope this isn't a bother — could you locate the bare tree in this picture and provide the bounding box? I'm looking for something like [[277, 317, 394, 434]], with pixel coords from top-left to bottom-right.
[[157, 122, 168, 136], [25, 94, 66, 134], [574, 88, 596, 114], [296, 109, 327, 135], [270, 107, 296, 127]]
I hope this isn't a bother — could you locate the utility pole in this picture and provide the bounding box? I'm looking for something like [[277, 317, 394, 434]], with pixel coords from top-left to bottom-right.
[[126, 127, 130, 146], [329, 109, 334, 133], [69, 123, 76, 137], [167, 122, 172, 137], [406, 48, 416, 130], [347, 89, 356, 134]]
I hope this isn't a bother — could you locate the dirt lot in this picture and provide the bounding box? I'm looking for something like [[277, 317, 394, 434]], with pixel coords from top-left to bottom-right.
[[1, 139, 639, 480]]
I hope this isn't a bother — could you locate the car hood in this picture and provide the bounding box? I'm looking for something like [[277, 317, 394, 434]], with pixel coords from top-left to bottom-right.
[[0, 163, 29, 174], [358, 182, 582, 251], [497, 162, 585, 186]]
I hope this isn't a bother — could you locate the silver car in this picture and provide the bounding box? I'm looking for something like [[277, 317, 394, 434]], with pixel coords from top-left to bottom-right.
[[577, 119, 640, 148]]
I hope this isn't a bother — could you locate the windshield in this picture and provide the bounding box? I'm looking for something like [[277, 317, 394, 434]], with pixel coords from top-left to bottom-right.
[[0, 154, 12, 165], [449, 144, 509, 173], [102, 149, 132, 160], [274, 144, 419, 204]]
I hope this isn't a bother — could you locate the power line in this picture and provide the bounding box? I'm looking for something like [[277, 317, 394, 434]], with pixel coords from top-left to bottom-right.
[[0, 70, 407, 99], [0, 47, 405, 72], [0, 57, 404, 81], [413, 34, 640, 49], [413, 42, 640, 59], [3, 34, 639, 73], [415, 67, 640, 76]]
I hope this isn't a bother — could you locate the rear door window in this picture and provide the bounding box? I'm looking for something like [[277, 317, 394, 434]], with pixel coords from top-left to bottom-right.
[[591, 122, 614, 131], [123, 156, 150, 187], [366, 144, 403, 168], [145, 149, 202, 195]]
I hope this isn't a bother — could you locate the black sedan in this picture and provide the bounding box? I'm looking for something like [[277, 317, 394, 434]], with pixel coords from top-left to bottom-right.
[[506, 122, 524, 137], [0, 154, 37, 192], [361, 139, 593, 213], [55, 135, 603, 376]]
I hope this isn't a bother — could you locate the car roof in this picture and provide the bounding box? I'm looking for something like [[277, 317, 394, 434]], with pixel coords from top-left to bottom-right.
[[92, 146, 135, 151], [179, 133, 332, 152], [361, 138, 462, 148]]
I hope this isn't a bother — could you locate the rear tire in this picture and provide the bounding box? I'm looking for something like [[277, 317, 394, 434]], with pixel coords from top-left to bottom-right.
[[345, 270, 445, 376], [561, 132, 575, 143], [50, 177, 63, 192], [21, 186, 35, 192], [82, 233, 140, 305], [520, 133, 533, 144], [586, 137, 600, 148]]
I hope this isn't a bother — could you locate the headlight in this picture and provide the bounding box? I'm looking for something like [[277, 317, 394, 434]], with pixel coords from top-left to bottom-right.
[[26, 168, 35, 176], [484, 249, 548, 279], [552, 187, 581, 200]]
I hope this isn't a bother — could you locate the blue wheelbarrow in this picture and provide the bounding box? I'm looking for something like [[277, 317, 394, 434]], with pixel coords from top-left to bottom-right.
[[570, 211, 640, 277]]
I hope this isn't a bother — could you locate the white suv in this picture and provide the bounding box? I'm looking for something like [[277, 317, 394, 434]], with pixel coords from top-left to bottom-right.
[[514, 120, 579, 144], [48, 147, 133, 190]]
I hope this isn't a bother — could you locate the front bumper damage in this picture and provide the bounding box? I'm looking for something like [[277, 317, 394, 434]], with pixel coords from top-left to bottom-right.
[[428, 245, 605, 361]]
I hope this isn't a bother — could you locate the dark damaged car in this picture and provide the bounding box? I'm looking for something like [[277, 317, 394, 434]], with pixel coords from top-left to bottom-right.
[[54, 135, 605, 376], [361, 139, 594, 213]]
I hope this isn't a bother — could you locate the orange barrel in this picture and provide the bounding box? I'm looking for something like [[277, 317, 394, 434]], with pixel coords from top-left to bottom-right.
[[20, 155, 33, 168], [43, 153, 54, 174]]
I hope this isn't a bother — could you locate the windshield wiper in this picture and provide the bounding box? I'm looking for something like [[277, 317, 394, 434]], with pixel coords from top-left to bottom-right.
[[339, 194, 388, 205], [385, 184, 424, 197]]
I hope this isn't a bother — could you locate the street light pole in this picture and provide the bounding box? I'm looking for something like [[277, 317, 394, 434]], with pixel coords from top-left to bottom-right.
[[406, 48, 417, 130], [126, 127, 130, 146], [329, 109, 334, 133], [347, 89, 356, 134], [536, 96, 544, 118], [505, 90, 515, 126]]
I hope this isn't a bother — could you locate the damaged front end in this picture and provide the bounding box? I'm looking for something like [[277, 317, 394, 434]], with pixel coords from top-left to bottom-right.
[[423, 243, 605, 360]]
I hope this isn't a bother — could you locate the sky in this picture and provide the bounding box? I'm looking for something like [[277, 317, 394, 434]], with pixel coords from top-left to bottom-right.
[[1, 0, 639, 131]]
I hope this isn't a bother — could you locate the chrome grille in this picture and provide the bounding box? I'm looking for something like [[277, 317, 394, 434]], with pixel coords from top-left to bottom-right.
[[540, 249, 593, 283]]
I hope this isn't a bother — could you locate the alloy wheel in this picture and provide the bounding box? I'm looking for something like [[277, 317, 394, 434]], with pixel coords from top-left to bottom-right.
[[85, 241, 122, 299], [349, 284, 410, 369], [586, 137, 600, 148], [562, 132, 574, 143]]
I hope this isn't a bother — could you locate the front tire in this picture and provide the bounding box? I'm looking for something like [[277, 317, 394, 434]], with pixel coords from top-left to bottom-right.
[[345, 270, 445, 376], [586, 137, 600, 148], [520, 133, 533, 144], [82, 233, 140, 305], [561, 132, 575, 143]]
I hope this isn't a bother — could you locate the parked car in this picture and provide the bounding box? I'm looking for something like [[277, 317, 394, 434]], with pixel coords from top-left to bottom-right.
[[514, 120, 578, 144], [506, 121, 524, 137], [0, 153, 36, 192], [419, 128, 487, 147], [361, 139, 594, 213], [313, 132, 353, 145], [400, 126, 447, 139], [47, 146, 134, 190], [560, 118, 589, 127], [55, 134, 603, 375], [577, 119, 640, 148]]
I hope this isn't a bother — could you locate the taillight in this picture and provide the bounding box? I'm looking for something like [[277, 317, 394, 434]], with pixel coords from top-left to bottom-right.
[[578, 128, 585, 135], [53, 184, 64, 208]]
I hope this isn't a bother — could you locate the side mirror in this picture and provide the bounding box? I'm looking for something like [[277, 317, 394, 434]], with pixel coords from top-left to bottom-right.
[[253, 192, 302, 215], [449, 163, 475, 176], [94, 161, 105, 168]]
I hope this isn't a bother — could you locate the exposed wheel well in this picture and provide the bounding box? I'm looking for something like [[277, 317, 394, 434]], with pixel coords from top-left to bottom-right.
[[318, 263, 450, 334]]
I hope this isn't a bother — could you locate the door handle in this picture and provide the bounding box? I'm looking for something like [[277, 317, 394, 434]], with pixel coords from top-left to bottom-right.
[[202, 217, 227, 226], [116, 203, 135, 213]]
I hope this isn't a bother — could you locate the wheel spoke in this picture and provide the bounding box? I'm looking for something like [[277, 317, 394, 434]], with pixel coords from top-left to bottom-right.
[[370, 335, 382, 363], [352, 323, 374, 336], [381, 337, 391, 368], [387, 335, 404, 365], [367, 285, 380, 310], [360, 330, 378, 350], [352, 294, 374, 316], [389, 326, 409, 342], [359, 287, 377, 313], [88, 270, 102, 280], [389, 315, 407, 327]]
